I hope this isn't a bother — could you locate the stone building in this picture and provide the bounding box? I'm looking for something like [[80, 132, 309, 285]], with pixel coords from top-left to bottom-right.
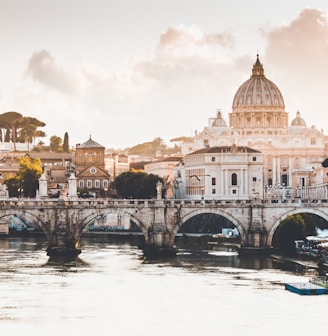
[[178, 145, 263, 200], [74, 137, 110, 197], [180, 55, 328, 198]]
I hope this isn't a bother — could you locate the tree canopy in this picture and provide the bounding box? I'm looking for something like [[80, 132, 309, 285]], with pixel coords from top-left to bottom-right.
[[0, 112, 46, 150], [63, 132, 69, 152], [50, 135, 63, 152], [113, 171, 163, 199], [4, 154, 43, 197]]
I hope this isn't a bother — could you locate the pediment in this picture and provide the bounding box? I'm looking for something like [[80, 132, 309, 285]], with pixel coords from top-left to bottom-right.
[[76, 165, 110, 178]]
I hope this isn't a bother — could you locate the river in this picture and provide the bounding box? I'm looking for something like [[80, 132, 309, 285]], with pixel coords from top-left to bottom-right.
[[0, 235, 327, 336]]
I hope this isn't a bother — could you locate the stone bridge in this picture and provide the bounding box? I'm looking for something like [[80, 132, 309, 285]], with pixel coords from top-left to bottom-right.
[[1, 197, 328, 256]]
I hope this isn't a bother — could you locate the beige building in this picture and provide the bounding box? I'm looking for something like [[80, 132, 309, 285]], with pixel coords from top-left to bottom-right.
[[104, 153, 129, 181], [180, 55, 328, 198], [74, 137, 110, 197]]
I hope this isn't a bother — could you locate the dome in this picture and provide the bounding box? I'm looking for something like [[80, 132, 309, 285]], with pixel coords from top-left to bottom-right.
[[211, 110, 227, 127], [232, 55, 285, 110], [291, 111, 306, 127]]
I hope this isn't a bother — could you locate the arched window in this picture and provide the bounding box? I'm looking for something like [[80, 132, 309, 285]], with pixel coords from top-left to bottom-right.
[[231, 173, 237, 186]]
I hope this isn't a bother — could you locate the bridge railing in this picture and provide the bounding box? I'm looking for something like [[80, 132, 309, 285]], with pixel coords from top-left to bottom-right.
[[1, 196, 328, 209]]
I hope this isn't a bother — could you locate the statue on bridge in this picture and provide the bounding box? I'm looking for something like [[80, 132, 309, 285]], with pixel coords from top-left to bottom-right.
[[156, 181, 162, 200], [0, 183, 8, 198]]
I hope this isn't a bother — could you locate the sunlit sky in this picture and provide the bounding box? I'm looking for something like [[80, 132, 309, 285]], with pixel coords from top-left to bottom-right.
[[1, 0, 328, 149]]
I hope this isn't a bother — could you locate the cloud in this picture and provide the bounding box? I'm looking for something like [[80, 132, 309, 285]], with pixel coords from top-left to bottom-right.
[[262, 8, 328, 127], [264, 8, 328, 75], [157, 24, 235, 57], [135, 25, 237, 83], [25, 50, 83, 94]]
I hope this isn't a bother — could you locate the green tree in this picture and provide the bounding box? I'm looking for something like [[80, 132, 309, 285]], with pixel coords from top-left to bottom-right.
[[0, 112, 46, 150], [4, 174, 20, 197], [0, 111, 23, 150], [50, 135, 63, 152], [113, 171, 162, 199], [19, 116, 46, 145], [4, 156, 42, 198], [63, 132, 69, 152]]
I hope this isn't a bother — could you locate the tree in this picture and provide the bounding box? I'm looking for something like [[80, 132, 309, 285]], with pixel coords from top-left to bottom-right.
[[0, 111, 23, 150], [50, 135, 63, 152], [19, 116, 46, 145], [113, 171, 163, 199], [4, 155, 42, 197], [4, 174, 20, 197], [63, 132, 69, 152], [17, 155, 43, 197], [0, 112, 46, 150]]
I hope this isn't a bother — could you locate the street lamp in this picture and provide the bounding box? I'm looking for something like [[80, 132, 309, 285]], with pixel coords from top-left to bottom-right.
[[189, 174, 210, 200]]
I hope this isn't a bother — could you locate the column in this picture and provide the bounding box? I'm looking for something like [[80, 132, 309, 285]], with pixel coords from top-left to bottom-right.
[[68, 173, 78, 199], [38, 174, 48, 198]]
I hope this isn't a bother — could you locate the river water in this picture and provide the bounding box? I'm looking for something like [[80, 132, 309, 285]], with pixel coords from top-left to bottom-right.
[[0, 235, 327, 336]]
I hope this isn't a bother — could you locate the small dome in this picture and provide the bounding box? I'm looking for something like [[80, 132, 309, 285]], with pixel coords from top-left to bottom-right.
[[291, 111, 306, 127], [232, 55, 285, 110], [211, 110, 227, 127]]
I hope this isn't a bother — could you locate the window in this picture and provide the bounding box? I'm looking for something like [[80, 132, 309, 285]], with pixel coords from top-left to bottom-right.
[[79, 180, 84, 188], [252, 177, 257, 182], [282, 174, 288, 186], [87, 180, 92, 188], [212, 177, 216, 185], [211, 157, 215, 162], [231, 173, 237, 186], [103, 180, 108, 188], [252, 156, 257, 161], [95, 180, 100, 188], [232, 189, 236, 194], [212, 189, 216, 194]]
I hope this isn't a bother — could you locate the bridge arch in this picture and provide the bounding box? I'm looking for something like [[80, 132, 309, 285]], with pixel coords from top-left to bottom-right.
[[175, 208, 247, 242], [267, 208, 328, 246], [78, 208, 148, 240], [0, 209, 49, 239]]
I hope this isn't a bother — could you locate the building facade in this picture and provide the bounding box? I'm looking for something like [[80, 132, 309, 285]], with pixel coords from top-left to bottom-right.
[[179, 55, 328, 199], [74, 137, 110, 197]]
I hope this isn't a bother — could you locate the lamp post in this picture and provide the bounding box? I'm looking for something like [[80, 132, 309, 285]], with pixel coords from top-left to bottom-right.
[[189, 174, 210, 200]]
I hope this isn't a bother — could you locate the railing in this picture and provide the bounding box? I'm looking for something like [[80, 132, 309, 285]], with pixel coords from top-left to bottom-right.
[[1, 196, 328, 209]]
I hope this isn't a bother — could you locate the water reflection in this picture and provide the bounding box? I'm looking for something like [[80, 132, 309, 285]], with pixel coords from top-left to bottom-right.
[[1, 234, 326, 336], [0, 234, 316, 276]]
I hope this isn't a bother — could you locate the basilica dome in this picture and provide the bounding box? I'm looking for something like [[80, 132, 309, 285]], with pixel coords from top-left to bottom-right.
[[290, 111, 306, 127], [229, 55, 288, 131], [211, 111, 227, 127], [232, 55, 285, 110]]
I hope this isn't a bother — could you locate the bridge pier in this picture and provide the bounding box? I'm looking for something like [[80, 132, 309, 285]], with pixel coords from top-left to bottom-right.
[[46, 233, 81, 257], [144, 230, 176, 257]]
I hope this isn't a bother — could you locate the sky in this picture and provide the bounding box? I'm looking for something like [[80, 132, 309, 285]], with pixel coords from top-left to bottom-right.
[[0, 0, 328, 149]]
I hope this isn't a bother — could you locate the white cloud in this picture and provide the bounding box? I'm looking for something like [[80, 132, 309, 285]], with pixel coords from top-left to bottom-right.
[[263, 8, 328, 127]]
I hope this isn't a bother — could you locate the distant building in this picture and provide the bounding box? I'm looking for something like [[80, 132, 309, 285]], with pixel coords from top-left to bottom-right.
[[74, 137, 110, 197], [105, 153, 129, 181], [176, 145, 263, 200], [179, 55, 328, 198]]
